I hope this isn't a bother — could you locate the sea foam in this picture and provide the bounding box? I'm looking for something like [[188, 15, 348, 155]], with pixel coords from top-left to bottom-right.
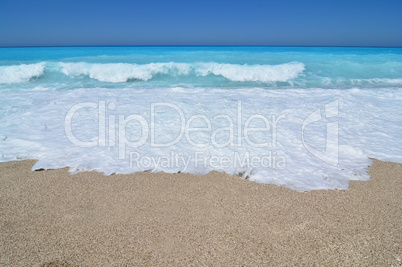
[[0, 63, 45, 84], [0, 87, 400, 191], [1, 46, 401, 191]]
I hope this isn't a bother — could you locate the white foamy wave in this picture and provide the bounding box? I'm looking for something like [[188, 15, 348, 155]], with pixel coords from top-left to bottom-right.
[[0, 63, 45, 84], [60, 62, 191, 82], [1, 87, 401, 191], [196, 62, 305, 82], [59, 62, 305, 83]]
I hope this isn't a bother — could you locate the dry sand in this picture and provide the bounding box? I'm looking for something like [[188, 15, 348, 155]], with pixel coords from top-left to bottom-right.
[[0, 159, 401, 266]]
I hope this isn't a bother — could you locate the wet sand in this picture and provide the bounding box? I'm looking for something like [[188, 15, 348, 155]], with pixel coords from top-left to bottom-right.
[[0, 159, 401, 266]]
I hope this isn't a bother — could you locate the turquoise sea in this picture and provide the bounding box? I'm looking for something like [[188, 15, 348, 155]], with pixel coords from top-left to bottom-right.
[[0, 46, 401, 191], [1, 46, 402, 90]]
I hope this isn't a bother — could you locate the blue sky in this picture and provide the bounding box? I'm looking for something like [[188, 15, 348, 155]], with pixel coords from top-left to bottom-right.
[[0, 0, 401, 47]]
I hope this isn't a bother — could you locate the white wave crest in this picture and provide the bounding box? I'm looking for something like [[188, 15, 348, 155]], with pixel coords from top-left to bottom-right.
[[196, 62, 305, 82], [59, 62, 305, 83], [60, 62, 191, 83], [0, 63, 45, 84]]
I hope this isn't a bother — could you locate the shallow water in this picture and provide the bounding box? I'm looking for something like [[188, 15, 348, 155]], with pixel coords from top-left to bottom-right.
[[0, 46, 401, 191]]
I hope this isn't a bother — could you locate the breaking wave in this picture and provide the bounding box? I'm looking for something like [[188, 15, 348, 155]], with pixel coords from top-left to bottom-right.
[[0, 63, 45, 84], [2, 60, 401, 88], [60, 62, 191, 82], [59, 62, 305, 83], [195, 62, 305, 82]]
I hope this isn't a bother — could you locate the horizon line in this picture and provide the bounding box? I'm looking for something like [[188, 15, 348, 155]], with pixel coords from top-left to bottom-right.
[[1, 44, 402, 49]]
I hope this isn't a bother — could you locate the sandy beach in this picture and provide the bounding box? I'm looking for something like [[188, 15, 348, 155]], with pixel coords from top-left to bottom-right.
[[0, 159, 400, 266]]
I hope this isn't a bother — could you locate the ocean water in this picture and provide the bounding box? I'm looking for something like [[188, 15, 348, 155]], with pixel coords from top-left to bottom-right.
[[0, 46, 401, 191]]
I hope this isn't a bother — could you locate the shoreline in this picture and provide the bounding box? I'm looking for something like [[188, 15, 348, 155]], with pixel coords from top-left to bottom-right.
[[1, 159, 401, 265]]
